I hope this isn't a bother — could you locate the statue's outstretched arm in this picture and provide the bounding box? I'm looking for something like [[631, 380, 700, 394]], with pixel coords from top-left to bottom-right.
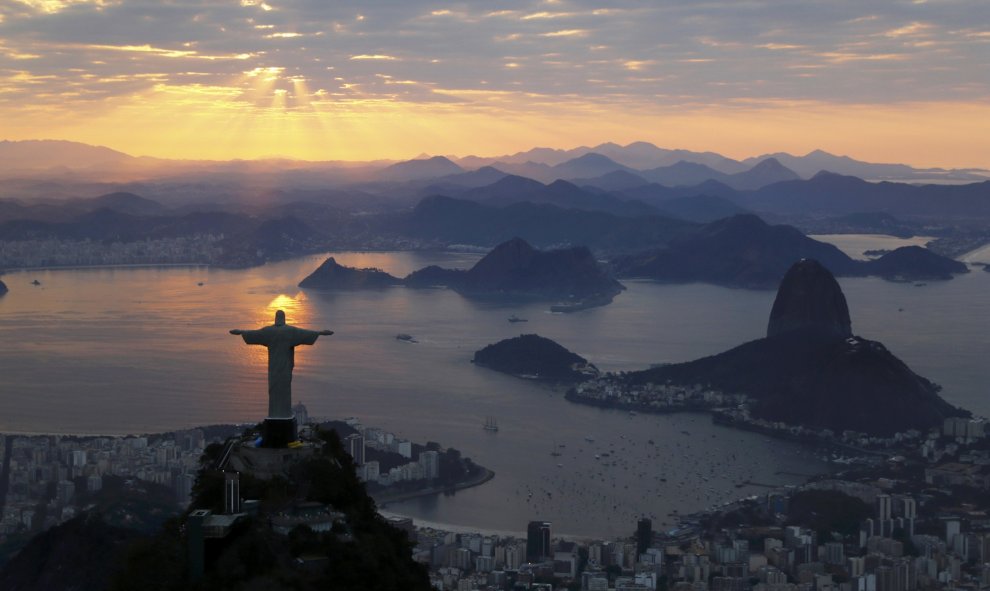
[[230, 329, 244, 335], [320, 330, 334, 336]]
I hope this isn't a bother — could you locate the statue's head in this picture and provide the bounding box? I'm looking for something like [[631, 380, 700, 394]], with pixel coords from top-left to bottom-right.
[[274, 310, 286, 326]]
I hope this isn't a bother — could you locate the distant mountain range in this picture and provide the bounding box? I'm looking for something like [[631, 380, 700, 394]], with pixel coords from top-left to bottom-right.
[[0, 187, 971, 286], [455, 141, 988, 182], [1, 139, 985, 186]]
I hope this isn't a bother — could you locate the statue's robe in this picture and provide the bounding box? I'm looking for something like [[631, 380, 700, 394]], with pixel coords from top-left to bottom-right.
[[240, 324, 321, 419]]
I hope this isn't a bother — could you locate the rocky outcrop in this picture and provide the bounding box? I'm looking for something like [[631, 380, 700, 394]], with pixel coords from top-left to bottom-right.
[[767, 259, 852, 339], [298, 257, 402, 289], [0, 278, 7, 295]]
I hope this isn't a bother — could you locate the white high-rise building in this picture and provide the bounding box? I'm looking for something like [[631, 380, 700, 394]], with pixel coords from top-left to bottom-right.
[[344, 433, 365, 465], [420, 450, 440, 479]]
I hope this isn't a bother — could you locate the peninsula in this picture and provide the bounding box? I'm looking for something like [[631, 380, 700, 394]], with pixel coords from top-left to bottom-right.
[[576, 259, 967, 436]]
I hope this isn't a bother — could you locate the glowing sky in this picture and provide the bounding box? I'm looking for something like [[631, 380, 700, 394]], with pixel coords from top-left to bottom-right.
[[1, 0, 989, 167]]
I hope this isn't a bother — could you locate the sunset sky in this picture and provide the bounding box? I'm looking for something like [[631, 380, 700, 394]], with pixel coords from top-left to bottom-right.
[[1, 0, 989, 167]]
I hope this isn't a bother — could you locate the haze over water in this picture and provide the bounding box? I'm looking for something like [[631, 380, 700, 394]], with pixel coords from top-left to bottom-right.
[[1, 242, 988, 536]]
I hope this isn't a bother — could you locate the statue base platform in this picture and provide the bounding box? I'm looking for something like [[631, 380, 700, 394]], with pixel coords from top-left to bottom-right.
[[262, 417, 297, 448], [226, 441, 316, 480]]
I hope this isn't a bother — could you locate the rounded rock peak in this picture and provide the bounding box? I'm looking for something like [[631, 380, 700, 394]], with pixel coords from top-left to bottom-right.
[[766, 259, 852, 339]]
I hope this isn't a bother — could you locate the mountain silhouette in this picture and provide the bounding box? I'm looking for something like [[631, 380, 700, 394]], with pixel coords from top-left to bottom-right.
[[625, 259, 966, 435]]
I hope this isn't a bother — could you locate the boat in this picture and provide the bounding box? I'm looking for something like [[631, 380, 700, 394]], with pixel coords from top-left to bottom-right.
[[551, 442, 562, 457], [508, 315, 528, 323], [484, 416, 499, 432], [395, 333, 417, 343]]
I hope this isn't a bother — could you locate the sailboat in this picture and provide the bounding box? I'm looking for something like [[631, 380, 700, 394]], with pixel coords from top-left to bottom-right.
[[484, 416, 499, 432], [551, 442, 562, 457]]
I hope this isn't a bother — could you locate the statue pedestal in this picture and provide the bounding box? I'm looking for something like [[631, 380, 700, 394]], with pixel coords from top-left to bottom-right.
[[226, 442, 315, 480], [262, 416, 297, 448]]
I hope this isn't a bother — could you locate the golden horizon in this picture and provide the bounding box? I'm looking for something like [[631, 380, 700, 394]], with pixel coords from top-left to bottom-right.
[[4, 98, 990, 172]]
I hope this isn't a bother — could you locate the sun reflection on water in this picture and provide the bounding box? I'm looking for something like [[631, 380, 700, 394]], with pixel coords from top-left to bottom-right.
[[259, 292, 310, 327]]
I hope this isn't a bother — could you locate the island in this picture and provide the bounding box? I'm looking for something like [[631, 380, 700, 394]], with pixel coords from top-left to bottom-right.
[[472, 334, 599, 382], [299, 237, 626, 311]]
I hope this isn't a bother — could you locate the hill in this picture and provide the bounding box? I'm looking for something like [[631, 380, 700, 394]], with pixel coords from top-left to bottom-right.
[[624, 260, 966, 435], [650, 194, 749, 223], [298, 257, 403, 289], [1, 431, 433, 590], [550, 152, 635, 180], [612, 214, 859, 288], [736, 172, 990, 218], [0, 139, 133, 173], [378, 155, 463, 181], [572, 170, 649, 191], [395, 195, 694, 253], [0, 513, 142, 591], [451, 237, 625, 302], [725, 158, 800, 190], [300, 238, 626, 309], [611, 215, 967, 288], [461, 176, 656, 217], [864, 246, 969, 281], [473, 334, 598, 382]]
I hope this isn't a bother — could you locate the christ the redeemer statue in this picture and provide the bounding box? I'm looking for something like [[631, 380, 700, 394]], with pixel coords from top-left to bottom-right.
[[230, 310, 332, 447]]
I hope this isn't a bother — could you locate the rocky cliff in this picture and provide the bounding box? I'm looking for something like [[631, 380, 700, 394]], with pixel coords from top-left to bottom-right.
[[767, 259, 852, 339]]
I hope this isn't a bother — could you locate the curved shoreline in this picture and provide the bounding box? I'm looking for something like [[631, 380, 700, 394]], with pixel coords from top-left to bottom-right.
[[373, 467, 496, 506], [564, 390, 890, 457]]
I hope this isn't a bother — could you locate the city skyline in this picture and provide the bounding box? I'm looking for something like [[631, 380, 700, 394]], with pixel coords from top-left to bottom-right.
[[1, 1, 989, 167]]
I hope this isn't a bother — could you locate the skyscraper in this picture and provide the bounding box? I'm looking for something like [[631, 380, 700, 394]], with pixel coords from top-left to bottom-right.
[[527, 520, 552, 562], [344, 433, 365, 466], [636, 518, 652, 555]]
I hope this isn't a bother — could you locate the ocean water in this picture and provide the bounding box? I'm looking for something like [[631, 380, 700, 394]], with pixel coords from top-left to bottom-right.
[[1, 244, 988, 537]]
